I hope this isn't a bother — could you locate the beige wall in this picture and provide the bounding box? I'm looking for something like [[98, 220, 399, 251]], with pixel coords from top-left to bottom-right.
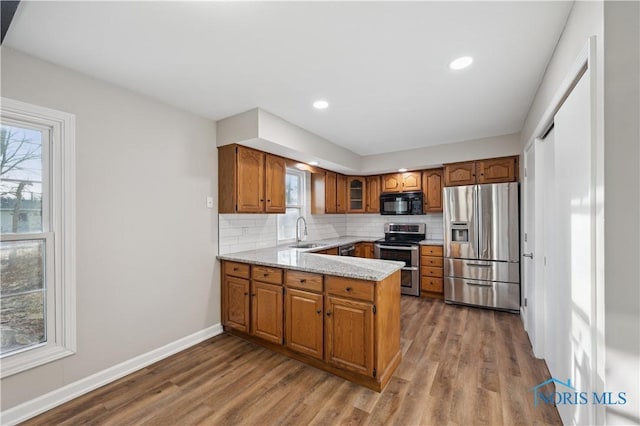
[[0, 47, 220, 410]]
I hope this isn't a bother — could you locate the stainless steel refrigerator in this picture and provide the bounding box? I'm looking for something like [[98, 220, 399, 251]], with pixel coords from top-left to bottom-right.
[[443, 182, 520, 312]]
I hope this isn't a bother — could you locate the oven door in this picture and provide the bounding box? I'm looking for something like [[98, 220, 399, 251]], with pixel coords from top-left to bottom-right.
[[374, 244, 420, 296]]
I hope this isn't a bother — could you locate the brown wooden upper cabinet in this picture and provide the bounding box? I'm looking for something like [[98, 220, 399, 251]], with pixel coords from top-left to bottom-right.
[[422, 168, 443, 212], [347, 177, 366, 213], [312, 171, 347, 214], [444, 156, 518, 186], [218, 145, 286, 213], [382, 171, 422, 192], [365, 176, 380, 213]]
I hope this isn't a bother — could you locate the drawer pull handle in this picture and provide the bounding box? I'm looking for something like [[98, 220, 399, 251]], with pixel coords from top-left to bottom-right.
[[346, 287, 353, 292], [466, 263, 492, 268], [465, 281, 492, 287]]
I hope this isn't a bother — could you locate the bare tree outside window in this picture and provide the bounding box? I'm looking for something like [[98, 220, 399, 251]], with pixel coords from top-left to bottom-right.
[[0, 124, 46, 356]]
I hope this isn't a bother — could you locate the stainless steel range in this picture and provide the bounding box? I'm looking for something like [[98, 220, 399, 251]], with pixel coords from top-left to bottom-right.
[[374, 223, 426, 296]]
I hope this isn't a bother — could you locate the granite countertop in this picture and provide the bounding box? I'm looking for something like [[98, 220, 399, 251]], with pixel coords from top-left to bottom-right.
[[419, 239, 444, 246], [217, 236, 404, 281]]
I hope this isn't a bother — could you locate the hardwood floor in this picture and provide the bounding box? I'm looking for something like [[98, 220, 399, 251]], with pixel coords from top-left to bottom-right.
[[24, 298, 561, 425]]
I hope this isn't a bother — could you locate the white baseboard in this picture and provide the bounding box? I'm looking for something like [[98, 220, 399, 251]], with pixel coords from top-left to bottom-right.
[[1, 323, 223, 425]]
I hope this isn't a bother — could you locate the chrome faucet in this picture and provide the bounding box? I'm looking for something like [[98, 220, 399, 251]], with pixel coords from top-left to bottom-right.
[[295, 216, 308, 245]]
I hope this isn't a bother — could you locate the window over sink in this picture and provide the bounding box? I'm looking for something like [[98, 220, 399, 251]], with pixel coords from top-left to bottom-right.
[[277, 169, 306, 241]]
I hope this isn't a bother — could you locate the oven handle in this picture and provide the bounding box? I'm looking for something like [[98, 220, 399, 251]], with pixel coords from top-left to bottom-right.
[[375, 244, 418, 251]]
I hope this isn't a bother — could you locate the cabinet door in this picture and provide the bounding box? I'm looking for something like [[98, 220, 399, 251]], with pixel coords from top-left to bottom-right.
[[477, 156, 517, 184], [237, 146, 265, 212], [444, 161, 476, 186], [366, 176, 380, 213], [336, 174, 347, 213], [423, 168, 443, 212], [347, 177, 366, 213], [325, 171, 337, 213], [325, 296, 374, 376], [251, 281, 283, 344], [401, 171, 422, 191], [363, 242, 375, 259], [223, 275, 250, 333], [382, 173, 401, 192], [285, 288, 323, 360], [265, 154, 286, 213]]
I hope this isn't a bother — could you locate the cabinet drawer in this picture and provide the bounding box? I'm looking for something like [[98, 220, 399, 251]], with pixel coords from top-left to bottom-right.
[[422, 266, 443, 278], [224, 261, 250, 279], [326, 276, 374, 302], [420, 245, 443, 256], [252, 265, 283, 284], [421, 256, 444, 268], [285, 270, 323, 292], [421, 277, 443, 293]]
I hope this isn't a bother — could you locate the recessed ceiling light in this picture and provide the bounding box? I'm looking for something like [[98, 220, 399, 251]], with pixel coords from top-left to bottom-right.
[[313, 100, 329, 110], [449, 56, 473, 70], [398, 168, 408, 172], [308, 161, 319, 166]]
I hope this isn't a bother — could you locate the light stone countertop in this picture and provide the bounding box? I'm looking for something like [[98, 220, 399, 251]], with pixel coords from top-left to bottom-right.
[[419, 239, 444, 246], [217, 236, 404, 281]]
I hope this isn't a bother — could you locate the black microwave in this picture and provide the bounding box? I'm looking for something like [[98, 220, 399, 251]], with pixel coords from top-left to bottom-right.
[[379, 191, 424, 215]]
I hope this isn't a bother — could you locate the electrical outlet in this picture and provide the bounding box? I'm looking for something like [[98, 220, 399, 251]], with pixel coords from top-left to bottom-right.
[[206, 196, 214, 209]]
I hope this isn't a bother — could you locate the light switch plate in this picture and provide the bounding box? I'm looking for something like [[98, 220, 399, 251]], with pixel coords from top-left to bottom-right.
[[206, 196, 214, 209]]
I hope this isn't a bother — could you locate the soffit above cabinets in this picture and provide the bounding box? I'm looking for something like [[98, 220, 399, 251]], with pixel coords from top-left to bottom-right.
[[5, 2, 572, 156]]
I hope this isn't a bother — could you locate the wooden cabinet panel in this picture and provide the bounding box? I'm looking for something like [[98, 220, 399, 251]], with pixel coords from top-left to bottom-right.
[[363, 242, 374, 259], [382, 174, 402, 192], [252, 265, 283, 285], [250, 281, 283, 344], [326, 276, 374, 302], [236, 146, 265, 212], [224, 261, 250, 279], [422, 168, 443, 212], [421, 277, 443, 293], [223, 275, 250, 333], [421, 256, 444, 268], [285, 270, 323, 293], [422, 266, 443, 278], [325, 247, 339, 256], [336, 174, 347, 213], [477, 157, 517, 184], [264, 154, 286, 213], [401, 171, 422, 191], [365, 176, 380, 213], [444, 161, 476, 187], [421, 245, 443, 256], [285, 288, 324, 360], [325, 296, 374, 376], [347, 177, 366, 213], [325, 171, 337, 214]]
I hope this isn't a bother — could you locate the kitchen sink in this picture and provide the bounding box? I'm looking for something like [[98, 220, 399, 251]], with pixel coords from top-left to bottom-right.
[[288, 243, 324, 249]]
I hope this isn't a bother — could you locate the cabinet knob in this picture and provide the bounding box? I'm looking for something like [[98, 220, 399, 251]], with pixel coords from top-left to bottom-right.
[[263, 273, 269, 277], [346, 287, 352, 292], [251, 293, 256, 297], [326, 311, 332, 317], [300, 279, 306, 283], [260, 199, 264, 202], [244, 292, 249, 296], [233, 267, 238, 271], [316, 309, 322, 315], [267, 199, 271, 202]]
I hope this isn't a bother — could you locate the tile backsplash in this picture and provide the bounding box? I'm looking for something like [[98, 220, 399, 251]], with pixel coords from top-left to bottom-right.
[[218, 212, 443, 254]]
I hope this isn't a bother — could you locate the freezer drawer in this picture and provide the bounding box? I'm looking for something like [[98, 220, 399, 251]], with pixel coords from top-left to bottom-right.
[[444, 277, 520, 312], [444, 258, 520, 284]]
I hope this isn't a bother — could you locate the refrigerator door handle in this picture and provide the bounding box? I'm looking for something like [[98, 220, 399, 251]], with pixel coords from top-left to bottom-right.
[[465, 280, 493, 287], [466, 262, 492, 268]]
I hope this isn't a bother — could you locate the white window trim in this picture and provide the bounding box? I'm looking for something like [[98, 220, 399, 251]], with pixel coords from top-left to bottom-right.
[[1, 97, 76, 378]]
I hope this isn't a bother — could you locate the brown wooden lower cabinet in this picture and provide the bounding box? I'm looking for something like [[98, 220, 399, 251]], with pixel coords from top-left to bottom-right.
[[221, 260, 401, 392], [325, 295, 374, 376], [285, 288, 323, 360], [250, 280, 283, 344], [420, 245, 444, 299]]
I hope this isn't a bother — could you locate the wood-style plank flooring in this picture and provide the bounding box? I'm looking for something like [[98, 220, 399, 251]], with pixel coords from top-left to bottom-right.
[[24, 298, 561, 425]]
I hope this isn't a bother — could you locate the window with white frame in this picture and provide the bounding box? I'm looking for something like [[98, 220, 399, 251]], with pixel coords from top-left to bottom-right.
[[0, 98, 76, 378], [277, 169, 305, 241]]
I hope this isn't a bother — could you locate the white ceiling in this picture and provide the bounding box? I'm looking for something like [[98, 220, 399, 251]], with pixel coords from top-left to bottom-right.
[[4, 1, 572, 156]]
